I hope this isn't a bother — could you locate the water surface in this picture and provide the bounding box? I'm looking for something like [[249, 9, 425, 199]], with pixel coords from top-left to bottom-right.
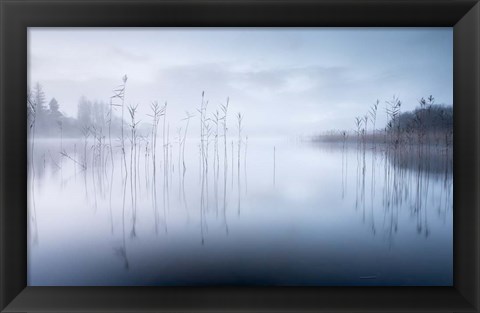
[[27, 138, 452, 286]]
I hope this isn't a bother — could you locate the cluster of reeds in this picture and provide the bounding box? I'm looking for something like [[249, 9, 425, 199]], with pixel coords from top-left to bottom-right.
[[28, 75, 251, 250], [341, 95, 452, 240]]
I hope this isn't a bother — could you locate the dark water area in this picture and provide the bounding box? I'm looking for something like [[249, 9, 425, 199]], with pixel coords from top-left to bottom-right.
[[28, 138, 452, 286]]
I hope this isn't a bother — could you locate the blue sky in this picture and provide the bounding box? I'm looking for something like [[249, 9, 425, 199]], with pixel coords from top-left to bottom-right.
[[28, 28, 452, 137]]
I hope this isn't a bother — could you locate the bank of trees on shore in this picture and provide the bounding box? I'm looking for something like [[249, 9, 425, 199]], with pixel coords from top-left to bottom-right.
[[27, 83, 124, 138], [313, 95, 453, 149]]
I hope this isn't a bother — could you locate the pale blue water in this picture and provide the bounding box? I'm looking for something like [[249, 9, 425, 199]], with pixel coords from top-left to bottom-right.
[[27, 138, 452, 286]]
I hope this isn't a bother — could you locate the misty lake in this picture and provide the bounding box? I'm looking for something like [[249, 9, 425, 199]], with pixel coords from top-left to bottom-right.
[[27, 138, 452, 286]]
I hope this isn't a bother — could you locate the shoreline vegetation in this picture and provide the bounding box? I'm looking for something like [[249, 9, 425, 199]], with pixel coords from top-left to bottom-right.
[[28, 82, 127, 138], [27, 80, 452, 151], [309, 96, 453, 152], [27, 76, 249, 248]]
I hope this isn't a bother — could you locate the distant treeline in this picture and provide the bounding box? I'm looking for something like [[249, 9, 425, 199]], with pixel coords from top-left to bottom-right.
[[27, 83, 124, 138], [393, 104, 452, 132], [313, 96, 453, 148]]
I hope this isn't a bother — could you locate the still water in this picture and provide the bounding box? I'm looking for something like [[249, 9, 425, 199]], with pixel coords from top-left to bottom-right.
[[27, 138, 452, 286]]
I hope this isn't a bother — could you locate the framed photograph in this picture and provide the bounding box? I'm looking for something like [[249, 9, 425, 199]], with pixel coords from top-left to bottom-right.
[[1, 0, 479, 312]]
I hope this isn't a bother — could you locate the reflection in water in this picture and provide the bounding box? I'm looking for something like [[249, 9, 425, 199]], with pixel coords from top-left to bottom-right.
[[345, 141, 452, 246], [28, 137, 452, 286], [273, 146, 276, 187], [244, 136, 248, 195], [237, 113, 243, 216], [115, 173, 130, 270], [28, 105, 39, 246]]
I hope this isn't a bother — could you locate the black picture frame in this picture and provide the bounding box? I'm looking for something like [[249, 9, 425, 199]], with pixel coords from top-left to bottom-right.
[[0, 0, 479, 312]]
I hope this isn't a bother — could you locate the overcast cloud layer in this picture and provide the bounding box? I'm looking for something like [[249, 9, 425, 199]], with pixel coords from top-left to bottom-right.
[[28, 28, 453, 137]]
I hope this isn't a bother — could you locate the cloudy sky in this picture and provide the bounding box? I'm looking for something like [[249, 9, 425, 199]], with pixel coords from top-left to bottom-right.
[[28, 28, 452, 137]]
